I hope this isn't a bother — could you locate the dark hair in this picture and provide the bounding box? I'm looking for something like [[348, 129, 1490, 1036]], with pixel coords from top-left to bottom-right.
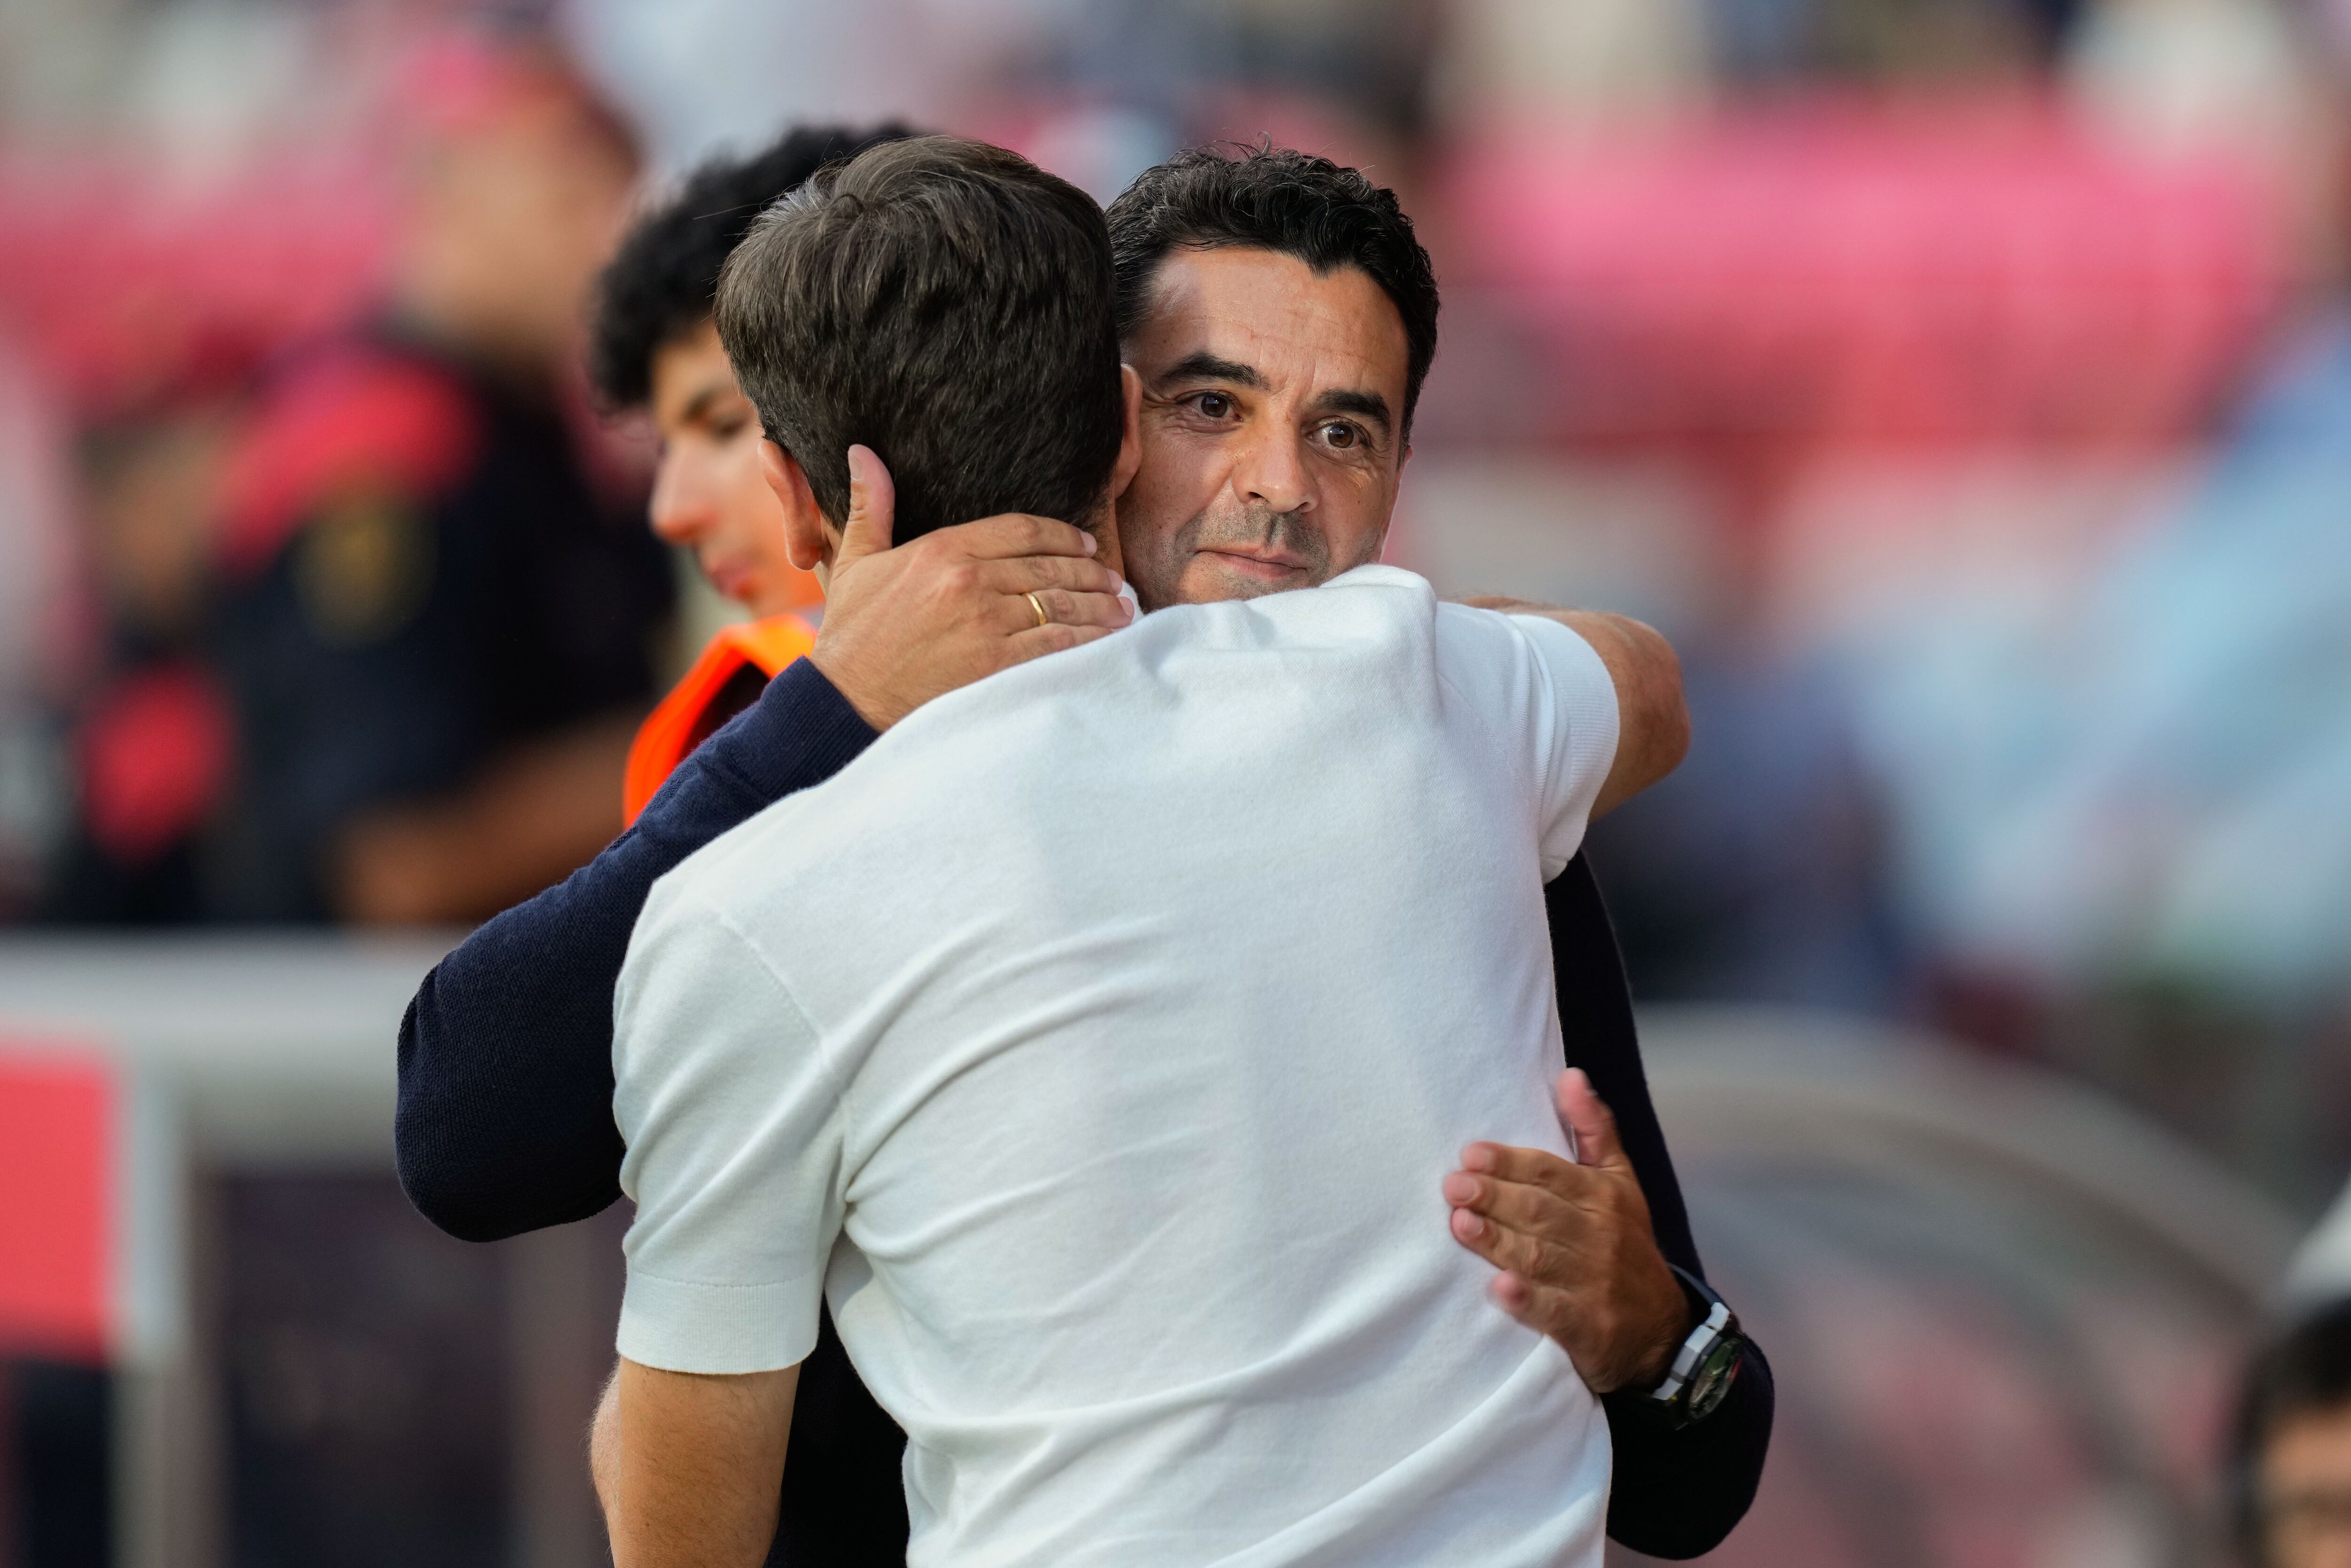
[[715, 135, 1124, 543], [588, 123, 917, 409], [1104, 144, 1440, 437], [2233, 1300, 2351, 1561]]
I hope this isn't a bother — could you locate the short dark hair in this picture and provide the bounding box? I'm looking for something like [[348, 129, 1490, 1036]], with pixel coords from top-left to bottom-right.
[[2233, 1300, 2351, 1559], [1104, 145, 1440, 437], [715, 136, 1124, 543], [588, 122, 917, 409]]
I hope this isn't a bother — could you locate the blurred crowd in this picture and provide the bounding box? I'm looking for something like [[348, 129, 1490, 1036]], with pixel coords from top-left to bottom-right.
[[2, 0, 2350, 1176]]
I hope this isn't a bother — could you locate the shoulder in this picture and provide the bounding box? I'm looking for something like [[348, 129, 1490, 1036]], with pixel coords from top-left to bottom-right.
[[217, 339, 483, 577], [636, 783, 845, 961], [622, 860, 789, 1033], [1432, 598, 1607, 691]]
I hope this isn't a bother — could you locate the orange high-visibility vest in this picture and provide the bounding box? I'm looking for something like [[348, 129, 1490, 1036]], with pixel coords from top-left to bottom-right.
[[622, 615, 818, 826]]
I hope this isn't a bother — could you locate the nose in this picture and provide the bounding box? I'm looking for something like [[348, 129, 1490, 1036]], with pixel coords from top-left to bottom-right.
[[647, 449, 713, 546], [1231, 425, 1314, 520]]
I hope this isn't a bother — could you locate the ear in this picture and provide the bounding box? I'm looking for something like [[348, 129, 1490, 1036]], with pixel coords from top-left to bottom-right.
[[760, 440, 835, 575], [1109, 365, 1144, 501]]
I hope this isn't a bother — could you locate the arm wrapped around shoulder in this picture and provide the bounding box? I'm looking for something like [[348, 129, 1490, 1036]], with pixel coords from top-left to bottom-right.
[[1460, 598, 1689, 818]]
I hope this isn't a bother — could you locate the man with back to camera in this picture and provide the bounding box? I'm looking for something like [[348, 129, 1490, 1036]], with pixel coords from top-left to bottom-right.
[[597, 134, 1688, 1566], [398, 139, 1772, 1559]]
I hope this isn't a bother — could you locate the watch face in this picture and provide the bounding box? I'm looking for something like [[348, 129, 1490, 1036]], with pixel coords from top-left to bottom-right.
[[1685, 1335, 1743, 1423]]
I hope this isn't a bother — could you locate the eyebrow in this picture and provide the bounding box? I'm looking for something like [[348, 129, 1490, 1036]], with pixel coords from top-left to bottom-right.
[[1156, 351, 1267, 390], [677, 380, 734, 424], [1313, 388, 1394, 439]]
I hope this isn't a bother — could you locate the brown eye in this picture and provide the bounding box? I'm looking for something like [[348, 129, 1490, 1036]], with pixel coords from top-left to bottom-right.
[[1194, 392, 1234, 419], [1322, 422, 1358, 449]]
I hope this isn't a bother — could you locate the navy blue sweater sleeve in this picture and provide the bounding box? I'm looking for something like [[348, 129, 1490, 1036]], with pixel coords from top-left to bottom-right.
[[1546, 857, 1774, 1558], [394, 659, 876, 1242]]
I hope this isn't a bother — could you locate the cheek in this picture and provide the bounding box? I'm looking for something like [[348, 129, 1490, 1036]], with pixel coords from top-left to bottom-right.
[[1319, 470, 1397, 567], [1121, 436, 1223, 557], [721, 442, 793, 561]]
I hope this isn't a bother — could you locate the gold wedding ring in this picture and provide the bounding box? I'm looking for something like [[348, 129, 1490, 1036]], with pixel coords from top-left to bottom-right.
[[1025, 591, 1049, 630]]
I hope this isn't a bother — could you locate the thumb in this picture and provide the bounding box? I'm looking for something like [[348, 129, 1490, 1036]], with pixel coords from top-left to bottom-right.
[[836, 444, 896, 570], [1555, 1068, 1629, 1172]]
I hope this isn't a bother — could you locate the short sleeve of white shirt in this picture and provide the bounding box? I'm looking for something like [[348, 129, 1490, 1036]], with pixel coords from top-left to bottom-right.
[[1435, 604, 1622, 879], [611, 886, 845, 1374]]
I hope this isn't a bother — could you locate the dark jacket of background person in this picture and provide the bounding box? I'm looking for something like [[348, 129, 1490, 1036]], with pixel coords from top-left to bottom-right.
[[203, 323, 672, 920], [395, 656, 1774, 1563]]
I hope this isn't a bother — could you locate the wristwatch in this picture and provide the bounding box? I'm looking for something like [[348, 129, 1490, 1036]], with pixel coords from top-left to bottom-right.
[[1641, 1265, 1746, 1428]]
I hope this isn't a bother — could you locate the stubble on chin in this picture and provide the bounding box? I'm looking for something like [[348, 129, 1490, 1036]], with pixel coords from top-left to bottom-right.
[[1159, 503, 1337, 606]]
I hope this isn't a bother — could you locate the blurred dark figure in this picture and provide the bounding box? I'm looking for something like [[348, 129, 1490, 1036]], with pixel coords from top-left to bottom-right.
[[2236, 1300, 2351, 1568], [205, 35, 670, 924], [1701, 0, 2083, 81], [1585, 651, 1901, 1010], [41, 403, 240, 923]]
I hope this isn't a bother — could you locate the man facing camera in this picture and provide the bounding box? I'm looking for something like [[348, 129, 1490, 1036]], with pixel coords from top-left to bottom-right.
[[597, 136, 1688, 1567]]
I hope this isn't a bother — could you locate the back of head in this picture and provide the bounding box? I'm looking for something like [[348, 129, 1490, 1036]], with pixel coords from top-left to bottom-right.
[[715, 136, 1125, 543], [1104, 145, 1439, 438], [590, 122, 918, 409]]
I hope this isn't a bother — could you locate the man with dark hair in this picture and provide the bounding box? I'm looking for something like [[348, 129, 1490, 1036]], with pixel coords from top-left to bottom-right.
[[2237, 1301, 2351, 1568], [1102, 144, 1439, 611], [598, 134, 1689, 1568], [400, 140, 1767, 1562], [1098, 149, 1767, 1516]]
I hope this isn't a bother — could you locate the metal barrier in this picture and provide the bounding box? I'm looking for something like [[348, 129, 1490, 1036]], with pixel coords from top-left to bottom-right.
[[1641, 1007, 2292, 1567]]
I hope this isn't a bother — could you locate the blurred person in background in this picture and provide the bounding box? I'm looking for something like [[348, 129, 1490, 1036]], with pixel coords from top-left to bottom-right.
[[0, 340, 83, 920], [203, 32, 672, 924], [2236, 1300, 2351, 1568], [40, 399, 240, 923], [402, 140, 1769, 1564]]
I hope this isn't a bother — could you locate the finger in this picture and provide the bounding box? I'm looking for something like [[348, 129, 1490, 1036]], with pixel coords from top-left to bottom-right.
[[1001, 623, 1115, 662], [1555, 1069, 1629, 1172], [1447, 1198, 1595, 1287], [1488, 1272, 1578, 1342], [944, 512, 1098, 561], [1459, 1141, 1594, 1200], [1013, 588, 1132, 632], [1447, 1203, 1573, 1285], [1444, 1170, 1586, 1241], [982, 553, 1127, 598], [992, 583, 1132, 636], [835, 445, 897, 572]]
